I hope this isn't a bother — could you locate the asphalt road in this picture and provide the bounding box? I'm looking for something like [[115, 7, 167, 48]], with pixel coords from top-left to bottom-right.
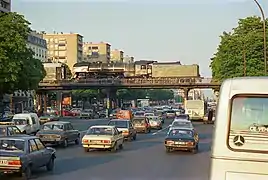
[[8, 118, 213, 180]]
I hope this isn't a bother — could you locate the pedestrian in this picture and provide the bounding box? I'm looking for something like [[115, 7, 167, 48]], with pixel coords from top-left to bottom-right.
[[208, 109, 213, 123]]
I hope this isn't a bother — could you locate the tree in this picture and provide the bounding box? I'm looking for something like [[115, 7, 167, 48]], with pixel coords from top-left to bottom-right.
[[0, 12, 46, 95], [72, 89, 99, 100], [210, 16, 268, 82], [147, 89, 174, 101]]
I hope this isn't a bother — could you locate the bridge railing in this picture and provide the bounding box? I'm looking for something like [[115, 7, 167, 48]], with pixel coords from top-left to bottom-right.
[[39, 77, 220, 86]]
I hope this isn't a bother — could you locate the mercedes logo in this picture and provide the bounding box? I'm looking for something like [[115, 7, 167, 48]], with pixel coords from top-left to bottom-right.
[[233, 135, 245, 146]]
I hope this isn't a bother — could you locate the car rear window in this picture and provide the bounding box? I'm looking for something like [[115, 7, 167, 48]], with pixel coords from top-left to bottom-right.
[[0, 139, 25, 151]]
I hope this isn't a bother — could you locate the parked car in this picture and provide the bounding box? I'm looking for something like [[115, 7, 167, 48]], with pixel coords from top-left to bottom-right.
[[80, 109, 94, 119]]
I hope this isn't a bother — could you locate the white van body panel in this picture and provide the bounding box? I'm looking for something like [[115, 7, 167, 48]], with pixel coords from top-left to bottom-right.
[[12, 113, 40, 134], [210, 77, 268, 180]]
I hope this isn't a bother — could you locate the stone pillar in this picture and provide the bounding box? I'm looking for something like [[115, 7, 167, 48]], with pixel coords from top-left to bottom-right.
[[56, 91, 62, 116], [106, 89, 111, 118], [43, 92, 48, 113], [183, 88, 190, 104]]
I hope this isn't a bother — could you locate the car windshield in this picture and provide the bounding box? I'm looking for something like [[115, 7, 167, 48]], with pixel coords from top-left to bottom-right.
[[43, 124, 64, 131], [172, 121, 192, 127], [145, 113, 154, 116], [135, 112, 145, 116], [167, 111, 175, 113], [86, 127, 113, 135], [0, 139, 25, 151], [175, 115, 189, 119], [12, 118, 28, 125], [0, 127, 7, 136], [108, 121, 128, 128], [168, 129, 193, 138], [133, 119, 145, 124]]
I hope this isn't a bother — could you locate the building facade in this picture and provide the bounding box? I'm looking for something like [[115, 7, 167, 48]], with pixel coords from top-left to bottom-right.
[[27, 31, 47, 62], [83, 42, 111, 63], [42, 32, 83, 71], [111, 49, 124, 63], [0, 0, 11, 13], [123, 55, 134, 63]]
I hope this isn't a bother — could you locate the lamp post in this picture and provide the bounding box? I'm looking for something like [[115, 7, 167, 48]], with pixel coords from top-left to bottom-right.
[[253, 0, 267, 75]]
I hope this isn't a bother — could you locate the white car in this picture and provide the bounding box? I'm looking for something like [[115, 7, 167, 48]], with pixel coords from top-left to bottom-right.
[[169, 119, 194, 131], [82, 125, 124, 152]]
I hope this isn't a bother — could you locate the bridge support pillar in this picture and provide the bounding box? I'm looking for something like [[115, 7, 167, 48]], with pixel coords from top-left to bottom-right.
[[43, 93, 48, 113], [35, 92, 48, 113], [56, 92, 62, 116], [183, 88, 190, 105]]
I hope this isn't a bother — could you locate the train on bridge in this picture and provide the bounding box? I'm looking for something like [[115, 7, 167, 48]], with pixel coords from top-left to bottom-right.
[[72, 61, 201, 82]]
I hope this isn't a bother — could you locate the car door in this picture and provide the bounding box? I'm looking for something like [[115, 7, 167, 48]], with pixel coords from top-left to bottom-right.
[[34, 138, 50, 166], [114, 128, 123, 144], [28, 139, 43, 168], [67, 123, 77, 141]]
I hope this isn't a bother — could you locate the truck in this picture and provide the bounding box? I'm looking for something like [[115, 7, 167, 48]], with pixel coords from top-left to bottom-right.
[[185, 100, 206, 121], [137, 99, 150, 108]]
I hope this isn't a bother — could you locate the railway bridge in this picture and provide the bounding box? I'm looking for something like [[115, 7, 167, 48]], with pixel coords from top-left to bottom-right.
[[36, 77, 221, 112]]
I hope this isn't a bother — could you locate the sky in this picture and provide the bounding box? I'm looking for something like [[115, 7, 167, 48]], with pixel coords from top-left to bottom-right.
[[12, 0, 268, 97]]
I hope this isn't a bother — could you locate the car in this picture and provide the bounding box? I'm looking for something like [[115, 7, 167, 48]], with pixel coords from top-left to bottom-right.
[[169, 119, 194, 131], [145, 113, 155, 117], [82, 125, 124, 152], [0, 125, 22, 136], [174, 114, 190, 121], [0, 135, 56, 179], [132, 117, 151, 133], [39, 113, 60, 124], [134, 111, 145, 117], [108, 119, 137, 141], [165, 128, 199, 153], [154, 111, 165, 123], [147, 116, 162, 129], [80, 109, 94, 119], [36, 121, 80, 147], [165, 110, 176, 118]]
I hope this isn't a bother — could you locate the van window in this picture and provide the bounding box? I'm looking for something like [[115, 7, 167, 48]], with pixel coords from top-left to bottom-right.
[[229, 96, 268, 152], [31, 116, 36, 124]]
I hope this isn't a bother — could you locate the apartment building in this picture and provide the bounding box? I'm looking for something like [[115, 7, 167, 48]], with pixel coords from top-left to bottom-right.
[[42, 32, 83, 71], [123, 55, 134, 63], [27, 31, 47, 62], [111, 49, 124, 63], [0, 0, 11, 13], [83, 42, 111, 63]]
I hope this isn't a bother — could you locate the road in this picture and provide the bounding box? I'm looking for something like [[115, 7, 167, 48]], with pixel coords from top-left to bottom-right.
[[8, 117, 213, 180]]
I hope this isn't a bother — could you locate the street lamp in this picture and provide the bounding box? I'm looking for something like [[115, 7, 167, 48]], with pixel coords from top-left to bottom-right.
[[253, 0, 267, 75]]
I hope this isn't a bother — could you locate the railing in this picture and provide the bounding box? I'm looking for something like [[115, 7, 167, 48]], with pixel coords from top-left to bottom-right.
[[39, 77, 220, 86]]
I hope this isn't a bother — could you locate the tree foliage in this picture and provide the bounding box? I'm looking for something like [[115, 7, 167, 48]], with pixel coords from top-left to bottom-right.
[[0, 12, 46, 95], [72, 89, 99, 99], [210, 16, 268, 82], [117, 89, 174, 100]]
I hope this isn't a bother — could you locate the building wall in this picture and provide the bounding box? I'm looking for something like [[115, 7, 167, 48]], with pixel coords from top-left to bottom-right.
[[111, 49, 124, 63], [83, 42, 111, 63], [43, 32, 83, 71], [27, 31, 47, 62], [123, 55, 134, 63], [0, 0, 11, 13]]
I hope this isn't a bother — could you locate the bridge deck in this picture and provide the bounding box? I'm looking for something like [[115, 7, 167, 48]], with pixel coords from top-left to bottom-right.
[[38, 78, 220, 90]]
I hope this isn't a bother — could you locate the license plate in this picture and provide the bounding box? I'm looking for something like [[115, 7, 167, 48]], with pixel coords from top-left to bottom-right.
[[0, 160, 8, 165], [175, 142, 185, 145], [92, 140, 102, 143]]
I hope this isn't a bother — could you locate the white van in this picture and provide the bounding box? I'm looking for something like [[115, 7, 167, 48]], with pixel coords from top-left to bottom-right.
[[210, 77, 268, 180], [12, 113, 40, 135]]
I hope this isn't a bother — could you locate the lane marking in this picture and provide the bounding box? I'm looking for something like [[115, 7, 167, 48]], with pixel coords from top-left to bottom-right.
[[152, 126, 170, 135]]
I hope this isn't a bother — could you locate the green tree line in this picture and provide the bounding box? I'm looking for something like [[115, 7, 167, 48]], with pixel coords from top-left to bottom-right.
[[72, 89, 174, 101], [0, 13, 45, 114], [210, 16, 268, 81]]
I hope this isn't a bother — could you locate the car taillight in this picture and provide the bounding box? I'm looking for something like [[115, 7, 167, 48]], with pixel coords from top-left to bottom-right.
[[187, 142, 194, 146], [8, 160, 21, 166], [83, 139, 89, 143], [103, 140, 110, 143], [165, 140, 174, 145], [123, 130, 129, 133]]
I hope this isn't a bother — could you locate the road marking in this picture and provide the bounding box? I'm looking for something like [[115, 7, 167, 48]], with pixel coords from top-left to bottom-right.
[[152, 126, 170, 135]]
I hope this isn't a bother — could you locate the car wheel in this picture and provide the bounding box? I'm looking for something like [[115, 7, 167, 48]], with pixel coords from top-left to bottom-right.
[[62, 139, 68, 148], [144, 129, 148, 134], [148, 129, 151, 133], [21, 166, 32, 180], [46, 158, 55, 171], [132, 134, 137, 140], [84, 148, 89, 152], [127, 136, 132, 142], [110, 143, 117, 152], [165, 148, 171, 153], [75, 138, 80, 145], [191, 148, 198, 154], [119, 143, 123, 150]]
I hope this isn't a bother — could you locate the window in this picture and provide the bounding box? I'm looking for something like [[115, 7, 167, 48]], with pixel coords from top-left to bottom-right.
[[92, 46, 98, 50], [29, 139, 38, 152], [68, 124, 74, 130], [34, 138, 45, 150], [31, 116, 36, 124], [114, 128, 119, 135], [141, 65, 146, 70], [228, 96, 268, 152]]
